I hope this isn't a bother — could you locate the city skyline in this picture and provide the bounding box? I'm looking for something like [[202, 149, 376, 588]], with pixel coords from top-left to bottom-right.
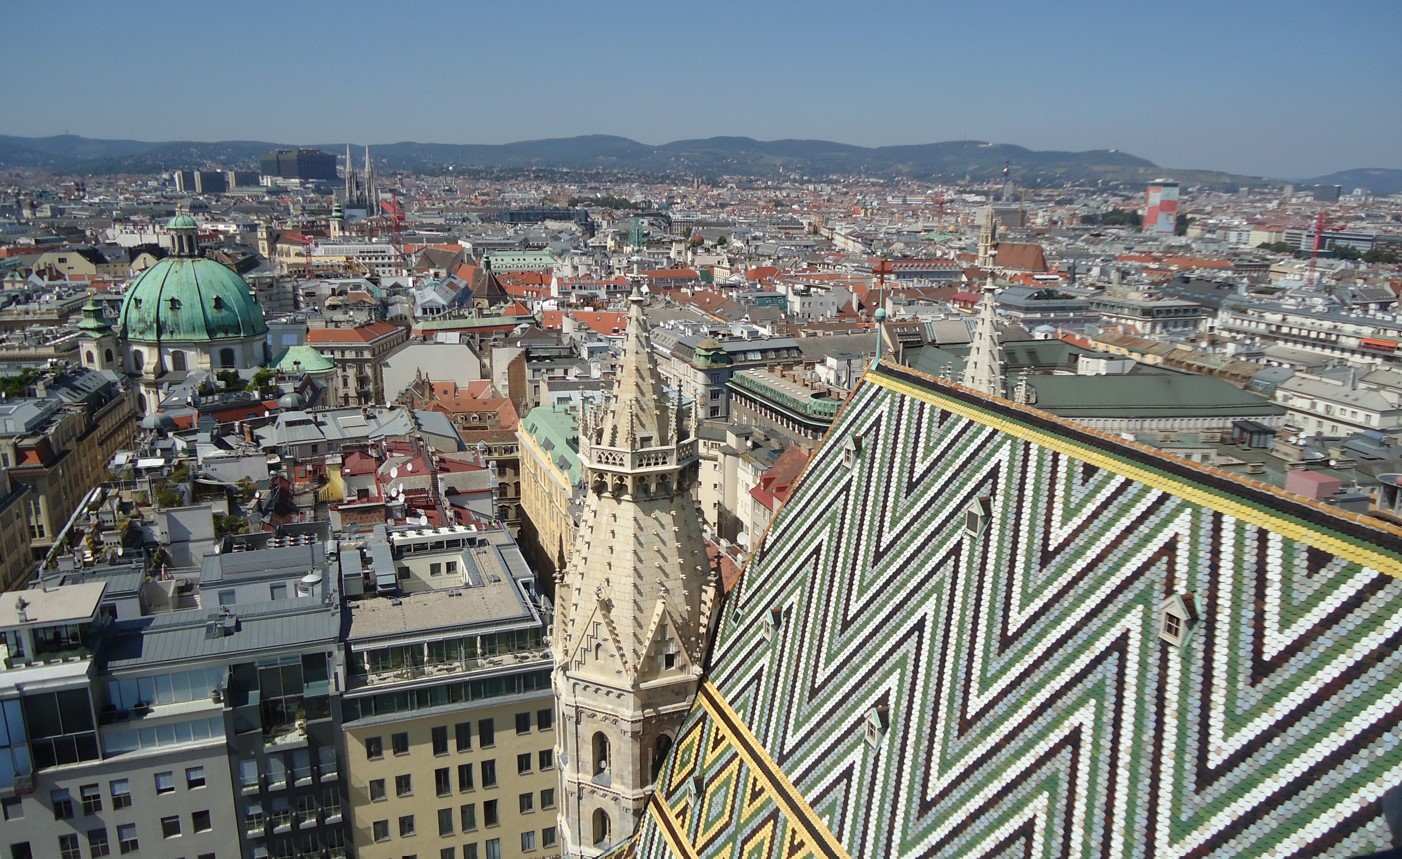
[[3, 0, 1399, 179]]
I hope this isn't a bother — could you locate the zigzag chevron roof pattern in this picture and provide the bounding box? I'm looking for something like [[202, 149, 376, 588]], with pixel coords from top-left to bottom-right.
[[623, 362, 1402, 858]]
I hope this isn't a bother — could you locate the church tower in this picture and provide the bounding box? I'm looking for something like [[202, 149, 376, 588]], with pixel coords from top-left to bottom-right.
[[976, 201, 999, 273], [75, 295, 119, 372], [552, 284, 718, 857]]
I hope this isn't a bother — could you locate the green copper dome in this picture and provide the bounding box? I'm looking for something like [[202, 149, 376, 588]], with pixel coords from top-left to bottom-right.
[[116, 257, 269, 344], [274, 344, 335, 374], [168, 212, 199, 230]]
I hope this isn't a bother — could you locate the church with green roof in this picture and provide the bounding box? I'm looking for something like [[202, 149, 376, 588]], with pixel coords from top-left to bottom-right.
[[77, 213, 270, 413]]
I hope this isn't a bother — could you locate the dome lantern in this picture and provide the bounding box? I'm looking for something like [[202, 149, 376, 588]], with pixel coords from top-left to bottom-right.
[[168, 209, 200, 257]]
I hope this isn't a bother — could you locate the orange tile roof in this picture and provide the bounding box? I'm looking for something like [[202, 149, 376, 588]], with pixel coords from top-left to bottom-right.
[[305, 320, 402, 344], [495, 271, 550, 286], [420, 380, 519, 429], [568, 311, 628, 337]]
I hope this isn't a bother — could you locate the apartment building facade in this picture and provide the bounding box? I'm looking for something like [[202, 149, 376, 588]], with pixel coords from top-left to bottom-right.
[[305, 322, 410, 409], [341, 525, 559, 859]]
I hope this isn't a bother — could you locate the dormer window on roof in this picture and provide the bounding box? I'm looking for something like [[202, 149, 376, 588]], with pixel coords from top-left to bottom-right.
[[965, 496, 993, 537], [1158, 593, 1199, 647], [864, 704, 890, 748], [843, 434, 863, 469]]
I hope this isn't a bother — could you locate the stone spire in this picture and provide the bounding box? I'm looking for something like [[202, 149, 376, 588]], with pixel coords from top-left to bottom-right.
[[976, 202, 999, 272], [364, 144, 375, 216], [554, 280, 717, 857], [344, 143, 354, 203], [961, 276, 1005, 397], [594, 284, 673, 450]]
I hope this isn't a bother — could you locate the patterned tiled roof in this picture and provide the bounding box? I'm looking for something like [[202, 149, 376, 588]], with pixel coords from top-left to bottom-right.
[[624, 361, 1402, 857]]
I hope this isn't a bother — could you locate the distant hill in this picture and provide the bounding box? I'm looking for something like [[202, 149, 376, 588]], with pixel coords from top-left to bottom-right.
[[340, 137, 1169, 186], [0, 132, 1383, 191], [1303, 168, 1402, 196]]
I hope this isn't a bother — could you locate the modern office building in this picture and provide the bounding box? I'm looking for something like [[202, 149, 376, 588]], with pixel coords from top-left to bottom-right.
[[0, 522, 349, 859], [173, 171, 230, 194], [259, 149, 338, 184]]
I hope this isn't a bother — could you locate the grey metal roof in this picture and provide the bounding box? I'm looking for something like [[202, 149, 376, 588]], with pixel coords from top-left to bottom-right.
[[1027, 375, 1285, 419], [200, 541, 324, 584], [103, 598, 341, 670]]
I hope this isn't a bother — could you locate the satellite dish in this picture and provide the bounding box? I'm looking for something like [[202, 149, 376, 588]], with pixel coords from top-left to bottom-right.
[[405, 463, 413, 473], [390, 466, 399, 479], [417, 514, 429, 526]]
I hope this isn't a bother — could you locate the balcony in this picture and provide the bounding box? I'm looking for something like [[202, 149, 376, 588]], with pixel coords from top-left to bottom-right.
[[348, 644, 552, 691]]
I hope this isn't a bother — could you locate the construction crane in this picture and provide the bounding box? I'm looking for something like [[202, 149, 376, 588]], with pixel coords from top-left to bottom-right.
[[1308, 209, 1348, 285]]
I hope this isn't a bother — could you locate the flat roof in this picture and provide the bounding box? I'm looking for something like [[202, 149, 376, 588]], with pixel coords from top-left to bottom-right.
[[0, 581, 107, 629], [346, 577, 538, 644]]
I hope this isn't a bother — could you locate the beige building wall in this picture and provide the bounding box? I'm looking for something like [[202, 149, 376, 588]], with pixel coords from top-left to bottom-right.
[[4, 387, 136, 555], [345, 693, 561, 859], [517, 430, 576, 576], [0, 482, 32, 589]]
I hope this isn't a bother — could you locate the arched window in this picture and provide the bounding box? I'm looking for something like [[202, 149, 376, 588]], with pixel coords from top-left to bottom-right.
[[651, 734, 673, 782], [219, 347, 236, 369], [132, 350, 144, 372], [85, 350, 95, 366], [592, 808, 611, 847], [136, 393, 147, 413], [592, 732, 610, 776], [104, 348, 113, 364], [170, 351, 187, 371]]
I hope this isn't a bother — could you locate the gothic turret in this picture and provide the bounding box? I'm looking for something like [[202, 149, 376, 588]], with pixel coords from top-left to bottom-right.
[[553, 283, 717, 856], [976, 201, 999, 273], [961, 276, 1006, 397]]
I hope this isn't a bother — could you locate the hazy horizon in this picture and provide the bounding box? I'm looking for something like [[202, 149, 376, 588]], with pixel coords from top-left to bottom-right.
[[3, 0, 1399, 178]]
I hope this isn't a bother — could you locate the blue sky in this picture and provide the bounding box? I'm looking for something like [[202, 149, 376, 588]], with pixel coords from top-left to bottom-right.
[[2, 0, 1398, 178]]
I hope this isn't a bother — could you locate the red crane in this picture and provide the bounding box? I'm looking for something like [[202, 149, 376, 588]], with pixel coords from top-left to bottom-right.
[[1308, 209, 1347, 285]]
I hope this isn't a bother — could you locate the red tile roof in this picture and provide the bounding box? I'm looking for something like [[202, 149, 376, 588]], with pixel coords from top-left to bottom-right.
[[305, 320, 403, 344], [749, 445, 809, 512], [568, 311, 628, 337]]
